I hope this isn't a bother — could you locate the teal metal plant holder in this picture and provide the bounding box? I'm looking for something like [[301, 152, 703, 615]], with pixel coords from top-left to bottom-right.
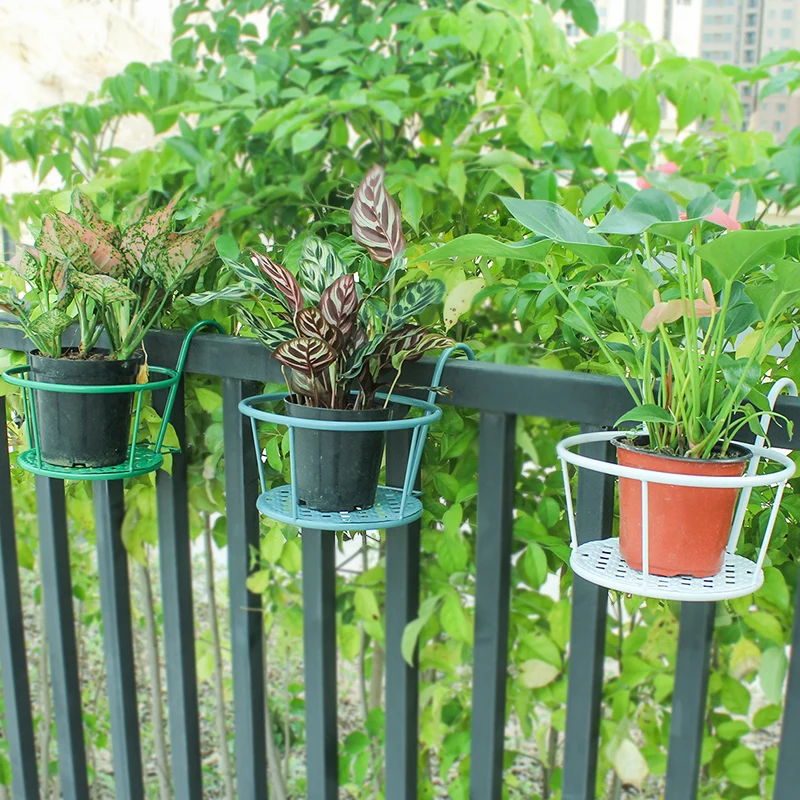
[[2, 320, 223, 480], [239, 345, 475, 531]]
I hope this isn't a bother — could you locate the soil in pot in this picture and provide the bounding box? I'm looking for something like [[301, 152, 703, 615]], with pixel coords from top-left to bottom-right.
[[28, 349, 144, 468], [615, 436, 750, 578], [283, 401, 394, 512]]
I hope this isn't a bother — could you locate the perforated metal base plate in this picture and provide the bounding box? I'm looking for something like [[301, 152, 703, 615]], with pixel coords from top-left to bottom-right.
[[15, 447, 164, 480], [571, 539, 764, 601], [256, 485, 423, 531]]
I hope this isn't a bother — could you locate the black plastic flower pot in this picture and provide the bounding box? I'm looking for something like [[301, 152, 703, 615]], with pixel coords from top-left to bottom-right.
[[28, 349, 143, 468], [283, 401, 393, 512]]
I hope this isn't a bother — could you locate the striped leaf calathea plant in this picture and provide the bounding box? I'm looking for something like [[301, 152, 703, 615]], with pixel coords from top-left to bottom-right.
[[200, 166, 452, 410]]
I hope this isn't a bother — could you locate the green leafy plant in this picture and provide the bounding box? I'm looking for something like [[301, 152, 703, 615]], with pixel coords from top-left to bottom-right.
[[0, 191, 220, 360], [195, 167, 451, 409], [1, 1, 800, 796], [483, 188, 799, 458]]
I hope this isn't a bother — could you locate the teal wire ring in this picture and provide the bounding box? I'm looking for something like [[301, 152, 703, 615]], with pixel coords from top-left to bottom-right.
[[239, 344, 476, 531]]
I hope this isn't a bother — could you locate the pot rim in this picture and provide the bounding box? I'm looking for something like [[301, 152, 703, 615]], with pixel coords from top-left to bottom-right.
[[29, 348, 144, 365], [612, 433, 751, 465], [283, 398, 395, 418]]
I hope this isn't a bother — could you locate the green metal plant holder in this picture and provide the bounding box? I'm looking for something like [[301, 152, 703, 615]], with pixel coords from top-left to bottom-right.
[[1, 320, 223, 480], [238, 345, 475, 531]]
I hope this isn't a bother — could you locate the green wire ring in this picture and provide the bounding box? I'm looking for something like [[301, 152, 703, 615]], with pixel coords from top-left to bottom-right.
[[1, 320, 224, 480]]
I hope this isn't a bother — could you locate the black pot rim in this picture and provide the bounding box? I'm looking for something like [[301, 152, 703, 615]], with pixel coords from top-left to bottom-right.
[[29, 348, 144, 365], [612, 434, 751, 464], [283, 398, 394, 419]]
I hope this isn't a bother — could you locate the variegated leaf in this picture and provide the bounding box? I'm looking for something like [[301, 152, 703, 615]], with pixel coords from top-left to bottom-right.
[[352, 324, 368, 351], [341, 333, 387, 380], [56, 212, 126, 277], [288, 368, 330, 401], [0, 286, 29, 316], [319, 273, 358, 335], [42, 213, 115, 279], [237, 307, 297, 349], [386, 325, 426, 354], [28, 308, 73, 343], [297, 236, 346, 302], [394, 332, 454, 362], [350, 165, 406, 266], [35, 216, 66, 263], [71, 190, 121, 245], [273, 336, 336, 376], [250, 251, 304, 313], [294, 307, 341, 347], [46, 258, 69, 294], [69, 272, 137, 305], [118, 195, 180, 269], [387, 278, 445, 330], [186, 283, 252, 306], [143, 228, 215, 288], [7, 246, 40, 281]]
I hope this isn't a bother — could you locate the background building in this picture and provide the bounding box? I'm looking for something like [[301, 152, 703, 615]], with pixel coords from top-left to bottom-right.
[[558, 0, 800, 141]]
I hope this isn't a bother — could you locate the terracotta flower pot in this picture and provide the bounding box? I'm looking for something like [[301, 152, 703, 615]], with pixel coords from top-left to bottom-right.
[[615, 437, 750, 578]]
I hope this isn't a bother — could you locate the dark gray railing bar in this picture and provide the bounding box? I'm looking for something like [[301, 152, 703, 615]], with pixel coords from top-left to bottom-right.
[[0, 397, 39, 799], [35, 475, 90, 799], [93, 480, 144, 800], [775, 561, 800, 798], [154, 379, 203, 799], [222, 378, 268, 800], [385, 429, 421, 800], [4, 323, 798, 449], [562, 429, 616, 800], [663, 603, 716, 800], [470, 411, 517, 800], [301, 528, 338, 800]]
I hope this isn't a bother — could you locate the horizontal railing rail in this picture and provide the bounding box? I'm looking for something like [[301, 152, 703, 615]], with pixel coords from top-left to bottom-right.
[[0, 320, 798, 800], [2, 319, 799, 446]]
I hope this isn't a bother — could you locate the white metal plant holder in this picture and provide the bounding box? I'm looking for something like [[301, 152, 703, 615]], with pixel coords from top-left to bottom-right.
[[557, 379, 797, 601]]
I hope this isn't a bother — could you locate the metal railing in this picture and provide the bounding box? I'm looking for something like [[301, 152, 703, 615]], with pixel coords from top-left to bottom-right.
[[0, 323, 799, 800]]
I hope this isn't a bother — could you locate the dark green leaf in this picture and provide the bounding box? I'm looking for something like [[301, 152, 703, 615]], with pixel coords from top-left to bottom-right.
[[615, 405, 674, 426], [388, 279, 445, 330]]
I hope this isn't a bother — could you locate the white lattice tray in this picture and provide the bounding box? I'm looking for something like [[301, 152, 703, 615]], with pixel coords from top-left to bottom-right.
[[571, 539, 764, 601], [558, 379, 797, 601]]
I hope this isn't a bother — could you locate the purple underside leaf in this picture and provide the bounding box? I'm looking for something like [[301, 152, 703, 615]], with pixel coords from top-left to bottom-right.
[[289, 369, 330, 400], [250, 250, 304, 312], [350, 164, 406, 266], [273, 336, 337, 376]]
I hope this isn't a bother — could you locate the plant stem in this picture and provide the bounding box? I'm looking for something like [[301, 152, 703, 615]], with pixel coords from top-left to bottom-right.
[[262, 629, 288, 800], [283, 648, 291, 785], [544, 259, 641, 406], [139, 558, 171, 800], [203, 516, 235, 800], [541, 724, 558, 799]]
